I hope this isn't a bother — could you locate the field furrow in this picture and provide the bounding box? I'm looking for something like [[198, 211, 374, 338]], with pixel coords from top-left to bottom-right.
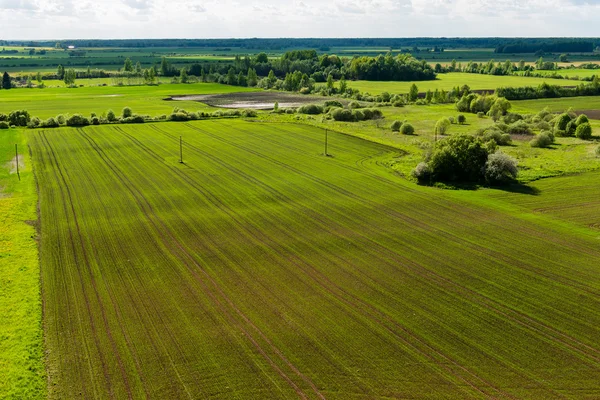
[[32, 121, 600, 399]]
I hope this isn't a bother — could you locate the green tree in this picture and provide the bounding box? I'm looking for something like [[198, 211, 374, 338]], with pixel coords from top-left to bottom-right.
[[124, 57, 134, 72], [425, 89, 433, 103], [518, 60, 525, 70], [226, 67, 237, 85], [267, 70, 277, 86], [160, 57, 170, 76], [135, 61, 142, 74], [57, 64, 65, 79], [2, 71, 11, 89], [63, 69, 76, 86], [428, 134, 490, 183], [247, 68, 258, 87], [559, 54, 569, 63], [434, 118, 451, 136], [122, 107, 132, 118], [255, 52, 269, 63], [180, 68, 188, 83], [408, 84, 419, 102], [326, 74, 334, 91], [237, 72, 247, 87], [339, 76, 347, 93]]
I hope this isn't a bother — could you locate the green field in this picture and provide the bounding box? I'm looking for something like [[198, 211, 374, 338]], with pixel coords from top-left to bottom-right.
[[0, 83, 257, 119], [30, 120, 600, 398], [348, 73, 579, 95], [0, 129, 45, 399]]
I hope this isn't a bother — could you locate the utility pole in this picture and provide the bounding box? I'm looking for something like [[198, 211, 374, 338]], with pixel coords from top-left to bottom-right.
[[179, 136, 183, 164], [15, 144, 20, 181], [324, 129, 328, 156]]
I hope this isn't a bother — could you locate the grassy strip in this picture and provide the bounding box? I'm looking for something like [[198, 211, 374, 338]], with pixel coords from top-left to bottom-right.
[[0, 129, 45, 399]]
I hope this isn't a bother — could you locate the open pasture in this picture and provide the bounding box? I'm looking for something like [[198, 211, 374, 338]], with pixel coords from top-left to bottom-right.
[[32, 120, 600, 399], [348, 73, 576, 95], [0, 83, 257, 119]]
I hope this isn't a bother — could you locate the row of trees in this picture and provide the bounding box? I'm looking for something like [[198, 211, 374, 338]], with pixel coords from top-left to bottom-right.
[[496, 78, 600, 100]]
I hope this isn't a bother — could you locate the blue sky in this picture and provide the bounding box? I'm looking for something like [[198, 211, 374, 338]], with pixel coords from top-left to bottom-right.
[[0, 0, 599, 39]]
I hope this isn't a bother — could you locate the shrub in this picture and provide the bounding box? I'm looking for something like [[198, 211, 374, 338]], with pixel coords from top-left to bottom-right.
[[330, 108, 355, 121], [575, 114, 589, 126], [482, 129, 512, 146], [448, 116, 455, 124], [391, 120, 403, 132], [536, 121, 551, 131], [297, 104, 323, 115], [457, 114, 466, 125], [91, 116, 100, 125], [434, 118, 451, 136], [400, 123, 415, 135], [122, 107, 133, 118], [484, 152, 518, 184], [393, 100, 405, 107], [428, 134, 490, 183], [477, 112, 485, 118], [0, 113, 7, 121], [170, 112, 191, 121], [121, 115, 145, 124], [107, 109, 117, 122], [324, 100, 343, 108], [554, 129, 568, 137], [241, 109, 257, 118], [361, 108, 382, 120], [66, 114, 90, 126], [530, 131, 555, 148], [502, 113, 523, 124], [412, 162, 431, 183], [40, 117, 59, 128], [0, 121, 9, 129], [352, 109, 365, 121], [575, 122, 593, 139], [507, 120, 532, 135], [273, 101, 279, 111], [348, 101, 362, 109], [27, 117, 41, 128], [8, 110, 31, 127], [285, 108, 295, 114], [554, 113, 572, 131], [56, 114, 66, 125]]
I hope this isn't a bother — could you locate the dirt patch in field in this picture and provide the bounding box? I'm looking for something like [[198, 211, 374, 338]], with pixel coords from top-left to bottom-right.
[[6, 155, 25, 174], [167, 91, 339, 109], [574, 110, 600, 120]]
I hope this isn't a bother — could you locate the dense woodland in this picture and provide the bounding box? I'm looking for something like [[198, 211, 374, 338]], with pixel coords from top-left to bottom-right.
[[1, 38, 599, 52]]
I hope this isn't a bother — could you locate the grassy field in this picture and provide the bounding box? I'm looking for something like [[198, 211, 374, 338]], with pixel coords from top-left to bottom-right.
[[0, 83, 258, 119], [0, 129, 45, 399], [348, 73, 579, 95], [31, 120, 600, 398]]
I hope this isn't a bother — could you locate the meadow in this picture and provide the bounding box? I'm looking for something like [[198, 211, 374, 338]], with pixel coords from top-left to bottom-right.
[[0, 83, 258, 119], [348, 73, 579, 95], [29, 120, 600, 399], [0, 129, 45, 399]]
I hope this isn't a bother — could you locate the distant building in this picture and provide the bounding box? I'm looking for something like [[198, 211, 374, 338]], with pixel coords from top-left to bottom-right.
[[68, 45, 75, 50]]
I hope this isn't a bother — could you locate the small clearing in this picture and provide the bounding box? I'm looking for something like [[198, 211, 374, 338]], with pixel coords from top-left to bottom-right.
[[168, 91, 335, 109], [7, 155, 25, 174]]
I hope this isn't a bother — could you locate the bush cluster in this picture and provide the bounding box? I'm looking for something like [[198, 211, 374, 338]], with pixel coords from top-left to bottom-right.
[[413, 134, 517, 185]]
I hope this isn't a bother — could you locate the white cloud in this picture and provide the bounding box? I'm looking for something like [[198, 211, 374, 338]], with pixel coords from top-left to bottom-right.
[[0, 0, 599, 39]]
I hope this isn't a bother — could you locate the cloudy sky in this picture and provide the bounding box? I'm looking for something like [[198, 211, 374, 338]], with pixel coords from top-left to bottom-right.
[[0, 0, 599, 39]]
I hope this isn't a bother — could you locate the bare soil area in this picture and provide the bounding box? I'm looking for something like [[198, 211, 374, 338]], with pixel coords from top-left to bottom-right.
[[7, 155, 25, 174], [168, 91, 338, 109], [575, 109, 600, 120]]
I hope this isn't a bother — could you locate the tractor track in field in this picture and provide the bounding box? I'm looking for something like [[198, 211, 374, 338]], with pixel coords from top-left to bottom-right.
[[260, 128, 600, 369], [151, 123, 528, 398], [132, 125, 490, 397], [185, 130, 574, 396], [38, 131, 135, 400], [34, 135, 97, 399], [185, 122, 600, 373], [79, 127, 318, 399], [78, 128, 297, 399]]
